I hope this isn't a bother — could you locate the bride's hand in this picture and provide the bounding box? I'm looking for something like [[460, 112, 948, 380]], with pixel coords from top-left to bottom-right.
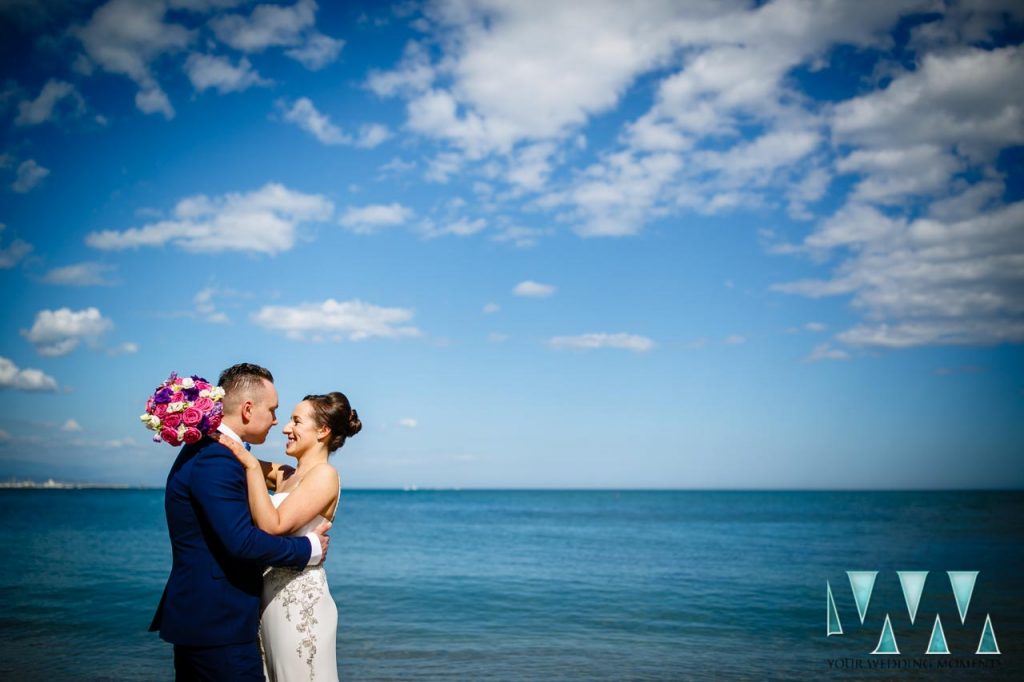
[[213, 432, 260, 471]]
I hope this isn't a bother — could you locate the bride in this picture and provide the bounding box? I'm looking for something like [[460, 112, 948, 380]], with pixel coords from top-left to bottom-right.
[[218, 391, 361, 682]]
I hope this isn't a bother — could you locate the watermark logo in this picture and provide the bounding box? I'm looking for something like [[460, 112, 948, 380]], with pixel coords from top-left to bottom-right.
[[826, 571, 1001, 656]]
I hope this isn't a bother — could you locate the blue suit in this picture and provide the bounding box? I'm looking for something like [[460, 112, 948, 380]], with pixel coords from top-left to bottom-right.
[[150, 437, 311, 678]]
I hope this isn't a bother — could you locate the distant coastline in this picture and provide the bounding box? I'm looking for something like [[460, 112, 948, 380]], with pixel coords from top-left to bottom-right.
[[0, 479, 148, 490]]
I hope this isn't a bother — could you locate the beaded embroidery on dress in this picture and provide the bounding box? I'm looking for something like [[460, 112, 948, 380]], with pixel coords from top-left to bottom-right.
[[260, 489, 339, 682]]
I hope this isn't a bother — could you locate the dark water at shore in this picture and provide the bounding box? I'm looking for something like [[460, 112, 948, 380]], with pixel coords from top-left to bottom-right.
[[0, 489, 1021, 680]]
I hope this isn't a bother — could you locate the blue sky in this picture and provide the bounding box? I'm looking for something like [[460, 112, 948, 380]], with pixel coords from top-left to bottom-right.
[[1, 0, 1022, 488]]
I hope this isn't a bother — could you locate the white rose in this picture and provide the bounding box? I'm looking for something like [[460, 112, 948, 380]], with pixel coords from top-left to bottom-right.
[[199, 389, 211, 398], [210, 387, 226, 401], [149, 415, 161, 429], [181, 377, 195, 389], [169, 401, 186, 413]]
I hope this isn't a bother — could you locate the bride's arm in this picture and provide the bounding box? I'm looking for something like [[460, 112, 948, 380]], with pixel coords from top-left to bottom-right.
[[215, 435, 284, 532], [216, 434, 339, 535]]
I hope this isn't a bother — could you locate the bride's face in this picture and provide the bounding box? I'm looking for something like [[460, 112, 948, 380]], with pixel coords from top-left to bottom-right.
[[282, 400, 326, 457]]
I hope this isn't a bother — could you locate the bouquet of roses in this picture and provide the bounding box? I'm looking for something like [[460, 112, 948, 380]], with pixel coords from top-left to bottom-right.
[[140, 372, 226, 446]]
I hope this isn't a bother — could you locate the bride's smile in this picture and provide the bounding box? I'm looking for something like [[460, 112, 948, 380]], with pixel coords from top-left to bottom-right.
[[282, 402, 328, 458]]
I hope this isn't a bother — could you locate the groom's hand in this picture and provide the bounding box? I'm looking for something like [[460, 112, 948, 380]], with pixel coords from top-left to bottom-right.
[[313, 520, 331, 561]]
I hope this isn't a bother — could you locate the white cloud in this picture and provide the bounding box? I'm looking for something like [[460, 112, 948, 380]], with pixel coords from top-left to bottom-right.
[[387, 1, 726, 155], [194, 287, 229, 323], [73, 0, 192, 118], [832, 46, 1024, 160], [285, 31, 344, 70], [0, 356, 58, 392], [804, 343, 850, 362], [184, 53, 270, 93], [282, 97, 347, 144], [280, 98, 389, 148], [723, 334, 747, 345], [252, 298, 421, 341], [0, 226, 32, 268], [15, 80, 85, 126], [85, 183, 333, 254], [568, 150, 682, 237], [513, 280, 556, 297], [482, 302, 499, 314], [355, 123, 391, 149], [548, 332, 655, 353], [339, 203, 413, 234], [487, 332, 509, 343], [135, 86, 175, 118], [21, 307, 113, 357], [836, 144, 964, 207], [398, 418, 418, 428], [211, 0, 342, 69], [11, 159, 49, 193], [365, 0, 914, 233], [776, 200, 1024, 347], [420, 217, 486, 239], [491, 225, 551, 248], [211, 0, 316, 50], [107, 341, 139, 356], [41, 262, 115, 286], [804, 322, 827, 333], [366, 41, 435, 97], [61, 419, 83, 432]]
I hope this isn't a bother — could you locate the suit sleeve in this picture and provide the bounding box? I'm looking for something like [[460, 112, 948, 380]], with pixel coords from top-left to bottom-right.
[[191, 445, 312, 569]]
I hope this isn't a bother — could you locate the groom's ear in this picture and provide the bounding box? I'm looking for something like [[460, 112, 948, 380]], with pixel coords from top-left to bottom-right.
[[240, 400, 253, 423]]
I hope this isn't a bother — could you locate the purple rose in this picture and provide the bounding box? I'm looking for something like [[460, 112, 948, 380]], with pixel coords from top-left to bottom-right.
[[154, 387, 173, 404]]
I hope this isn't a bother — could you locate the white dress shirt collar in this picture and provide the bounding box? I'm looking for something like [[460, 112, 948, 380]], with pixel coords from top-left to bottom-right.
[[217, 422, 243, 445]]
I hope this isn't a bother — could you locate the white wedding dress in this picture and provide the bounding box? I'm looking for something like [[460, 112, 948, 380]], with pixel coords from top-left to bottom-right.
[[260, 490, 339, 682]]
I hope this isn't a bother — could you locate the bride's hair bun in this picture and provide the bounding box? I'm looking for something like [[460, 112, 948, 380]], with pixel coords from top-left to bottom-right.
[[303, 391, 360, 453], [347, 409, 362, 438]]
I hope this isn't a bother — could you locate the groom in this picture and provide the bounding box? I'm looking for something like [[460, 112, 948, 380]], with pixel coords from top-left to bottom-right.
[[150, 363, 331, 681]]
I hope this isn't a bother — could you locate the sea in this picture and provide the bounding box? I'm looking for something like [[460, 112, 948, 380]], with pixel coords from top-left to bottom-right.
[[0, 489, 1021, 681]]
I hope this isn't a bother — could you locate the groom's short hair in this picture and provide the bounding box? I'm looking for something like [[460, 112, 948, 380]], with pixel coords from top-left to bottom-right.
[[219, 363, 274, 409]]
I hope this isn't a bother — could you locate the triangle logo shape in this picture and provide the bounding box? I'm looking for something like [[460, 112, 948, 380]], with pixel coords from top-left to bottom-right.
[[948, 571, 978, 624], [827, 581, 843, 636], [976, 614, 1001, 655], [897, 571, 928, 625], [926, 614, 950, 655], [871, 614, 900, 655], [847, 571, 878, 625]]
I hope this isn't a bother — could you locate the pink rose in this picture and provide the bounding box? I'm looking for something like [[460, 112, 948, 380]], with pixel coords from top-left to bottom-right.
[[182, 407, 203, 426], [195, 381, 212, 391], [171, 392, 185, 403], [161, 427, 181, 446], [207, 413, 222, 431], [146, 397, 155, 412], [193, 397, 214, 413], [154, 403, 169, 418], [163, 412, 182, 428], [182, 427, 202, 444]]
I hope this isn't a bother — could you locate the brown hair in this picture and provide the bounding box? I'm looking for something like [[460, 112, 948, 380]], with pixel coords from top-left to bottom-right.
[[304, 392, 362, 453], [219, 363, 274, 410]]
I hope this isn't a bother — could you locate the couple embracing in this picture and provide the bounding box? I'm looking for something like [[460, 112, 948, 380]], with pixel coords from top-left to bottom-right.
[[149, 363, 361, 681]]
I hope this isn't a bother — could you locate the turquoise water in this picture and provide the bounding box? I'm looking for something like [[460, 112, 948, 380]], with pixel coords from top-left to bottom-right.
[[0, 490, 1021, 680]]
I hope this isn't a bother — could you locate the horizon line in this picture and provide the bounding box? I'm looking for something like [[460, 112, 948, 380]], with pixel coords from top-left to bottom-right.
[[2, 481, 1023, 493]]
